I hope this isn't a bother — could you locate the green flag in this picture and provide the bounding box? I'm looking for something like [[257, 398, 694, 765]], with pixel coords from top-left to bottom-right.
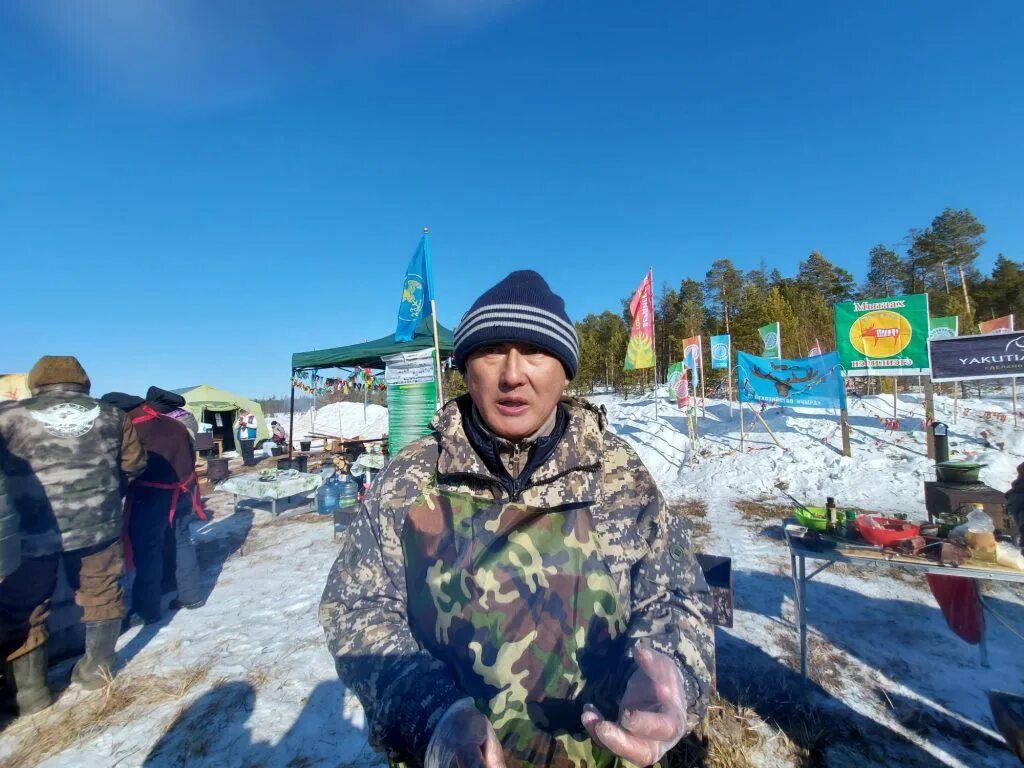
[[928, 316, 959, 340], [834, 293, 931, 377], [758, 322, 781, 358]]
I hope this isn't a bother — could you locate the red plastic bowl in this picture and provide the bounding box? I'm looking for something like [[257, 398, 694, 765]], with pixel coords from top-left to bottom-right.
[[856, 515, 920, 547]]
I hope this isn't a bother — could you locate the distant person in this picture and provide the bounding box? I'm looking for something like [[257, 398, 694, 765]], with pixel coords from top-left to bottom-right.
[[147, 387, 199, 440], [237, 410, 256, 443], [102, 393, 207, 625], [0, 357, 147, 716], [271, 421, 288, 447]]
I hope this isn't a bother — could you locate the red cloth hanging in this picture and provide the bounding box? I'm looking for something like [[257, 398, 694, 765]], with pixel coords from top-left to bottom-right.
[[926, 574, 984, 644]]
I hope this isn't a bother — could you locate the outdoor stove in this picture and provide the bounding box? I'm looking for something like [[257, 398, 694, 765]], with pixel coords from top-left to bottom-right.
[[923, 480, 1016, 541]]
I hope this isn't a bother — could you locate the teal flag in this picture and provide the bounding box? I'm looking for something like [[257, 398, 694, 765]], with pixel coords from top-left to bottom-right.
[[395, 234, 434, 342], [710, 334, 731, 369]]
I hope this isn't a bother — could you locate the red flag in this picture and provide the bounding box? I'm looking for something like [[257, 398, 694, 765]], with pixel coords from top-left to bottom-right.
[[980, 315, 1014, 334], [624, 270, 655, 370]]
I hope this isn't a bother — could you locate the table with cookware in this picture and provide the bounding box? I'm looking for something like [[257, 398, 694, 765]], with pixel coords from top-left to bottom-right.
[[785, 458, 1024, 681]]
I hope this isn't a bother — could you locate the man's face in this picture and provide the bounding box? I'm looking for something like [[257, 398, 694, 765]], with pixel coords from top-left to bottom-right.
[[465, 342, 567, 441]]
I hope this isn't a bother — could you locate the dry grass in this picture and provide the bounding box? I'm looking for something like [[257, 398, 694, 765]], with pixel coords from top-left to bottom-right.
[[662, 689, 830, 768], [245, 664, 273, 691], [734, 500, 790, 523], [0, 661, 214, 768], [667, 500, 713, 551]]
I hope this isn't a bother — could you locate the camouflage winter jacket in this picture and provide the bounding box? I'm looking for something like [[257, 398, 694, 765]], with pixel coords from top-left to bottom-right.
[[320, 396, 713, 768], [0, 473, 18, 578], [0, 384, 148, 556]]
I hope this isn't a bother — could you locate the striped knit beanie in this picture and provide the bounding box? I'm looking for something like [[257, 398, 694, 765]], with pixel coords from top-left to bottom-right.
[[454, 270, 579, 379]]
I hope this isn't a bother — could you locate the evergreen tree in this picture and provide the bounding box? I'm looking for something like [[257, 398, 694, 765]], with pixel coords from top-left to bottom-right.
[[913, 208, 986, 314], [863, 244, 906, 298], [704, 258, 743, 334], [796, 250, 855, 305]]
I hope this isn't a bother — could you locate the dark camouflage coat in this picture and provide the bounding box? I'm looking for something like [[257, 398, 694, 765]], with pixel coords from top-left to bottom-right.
[[0, 473, 18, 578], [0, 384, 148, 556], [320, 396, 713, 767]]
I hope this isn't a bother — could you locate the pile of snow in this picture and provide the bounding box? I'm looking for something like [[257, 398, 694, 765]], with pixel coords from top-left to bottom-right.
[[269, 402, 389, 446]]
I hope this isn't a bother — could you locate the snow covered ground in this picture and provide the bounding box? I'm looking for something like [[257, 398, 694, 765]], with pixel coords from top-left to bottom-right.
[[2, 391, 1023, 766]]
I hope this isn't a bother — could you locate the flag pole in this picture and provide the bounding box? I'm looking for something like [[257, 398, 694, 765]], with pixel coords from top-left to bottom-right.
[[424, 227, 445, 409], [647, 264, 655, 421], [727, 346, 734, 418], [699, 335, 707, 416]]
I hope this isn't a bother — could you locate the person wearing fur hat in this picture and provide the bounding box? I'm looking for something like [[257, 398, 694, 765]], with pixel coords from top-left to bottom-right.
[[320, 271, 713, 768], [0, 356, 147, 716]]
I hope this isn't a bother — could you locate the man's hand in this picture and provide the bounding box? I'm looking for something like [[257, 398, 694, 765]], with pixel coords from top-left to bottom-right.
[[580, 646, 689, 767], [425, 698, 507, 768]]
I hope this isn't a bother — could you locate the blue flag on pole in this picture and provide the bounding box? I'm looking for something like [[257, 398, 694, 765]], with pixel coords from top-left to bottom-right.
[[710, 334, 731, 370], [395, 234, 434, 341], [737, 350, 846, 409]]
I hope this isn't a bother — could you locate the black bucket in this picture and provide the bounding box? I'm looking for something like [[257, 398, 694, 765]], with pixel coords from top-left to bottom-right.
[[239, 439, 257, 467], [292, 455, 308, 473], [276, 458, 292, 471], [299, 440, 312, 452], [207, 457, 230, 482]]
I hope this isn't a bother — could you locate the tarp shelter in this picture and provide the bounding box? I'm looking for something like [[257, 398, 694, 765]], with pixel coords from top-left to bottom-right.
[[172, 384, 270, 454], [291, 316, 454, 372]]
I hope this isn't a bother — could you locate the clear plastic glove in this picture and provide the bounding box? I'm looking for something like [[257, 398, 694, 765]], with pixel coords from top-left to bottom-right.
[[425, 697, 507, 768], [581, 646, 689, 767]]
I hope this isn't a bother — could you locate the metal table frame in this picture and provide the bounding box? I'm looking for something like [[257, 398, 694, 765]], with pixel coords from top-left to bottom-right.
[[232, 491, 317, 517], [785, 526, 1024, 680]]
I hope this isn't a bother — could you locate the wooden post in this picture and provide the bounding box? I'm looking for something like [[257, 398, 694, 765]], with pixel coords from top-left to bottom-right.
[[288, 378, 296, 459], [893, 377, 898, 419], [924, 376, 936, 459], [739, 401, 745, 453], [750, 405, 785, 450], [953, 381, 958, 425], [1013, 378, 1019, 428], [840, 408, 852, 457]]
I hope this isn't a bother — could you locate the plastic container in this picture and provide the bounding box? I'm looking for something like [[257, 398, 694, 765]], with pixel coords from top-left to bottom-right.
[[239, 439, 257, 467], [317, 476, 340, 514], [856, 515, 920, 547], [292, 455, 308, 473], [794, 506, 829, 532], [276, 458, 292, 471], [337, 474, 359, 508], [299, 440, 312, 452], [206, 457, 230, 482]]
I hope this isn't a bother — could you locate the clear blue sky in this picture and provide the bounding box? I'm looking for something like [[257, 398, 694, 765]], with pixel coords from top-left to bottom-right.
[[3, 1, 1022, 398]]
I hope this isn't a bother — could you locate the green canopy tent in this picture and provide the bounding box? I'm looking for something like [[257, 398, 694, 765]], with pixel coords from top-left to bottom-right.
[[289, 315, 455, 454], [172, 384, 271, 454]]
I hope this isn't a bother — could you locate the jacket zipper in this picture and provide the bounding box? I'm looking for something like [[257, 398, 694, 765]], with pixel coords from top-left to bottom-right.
[[445, 460, 602, 504]]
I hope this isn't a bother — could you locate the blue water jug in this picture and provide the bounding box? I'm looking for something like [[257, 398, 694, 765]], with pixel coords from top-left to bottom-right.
[[337, 474, 359, 508], [317, 475, 340, 514]]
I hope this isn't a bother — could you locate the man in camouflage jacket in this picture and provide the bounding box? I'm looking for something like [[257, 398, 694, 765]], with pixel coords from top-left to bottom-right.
[[321, 272, 712, 768], [0, 356, 147, 715]]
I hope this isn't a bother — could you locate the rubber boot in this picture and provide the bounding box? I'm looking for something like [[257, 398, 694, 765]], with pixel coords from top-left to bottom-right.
[[10, 645, 53, 716], [71, 619, 121, 691]]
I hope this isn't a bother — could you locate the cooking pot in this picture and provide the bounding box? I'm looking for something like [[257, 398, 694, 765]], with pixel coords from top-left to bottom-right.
[[936, 461, 985, 484]]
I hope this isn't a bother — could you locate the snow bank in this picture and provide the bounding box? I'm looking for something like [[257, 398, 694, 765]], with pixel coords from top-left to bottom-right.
[[269, 402, 389, 443]]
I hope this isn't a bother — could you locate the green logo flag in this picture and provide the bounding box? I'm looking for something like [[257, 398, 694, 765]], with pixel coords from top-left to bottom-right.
[[928, 316, 959, 340], [666, 361, 684, 402], [758, 322, 781, 359], [834, 293, 931, 377]]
